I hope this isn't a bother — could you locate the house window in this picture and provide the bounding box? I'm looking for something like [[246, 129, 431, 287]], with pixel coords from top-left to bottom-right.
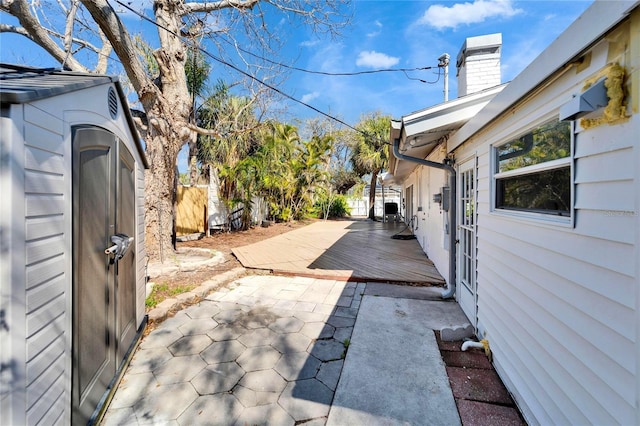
[[494, 119, 572, 218]]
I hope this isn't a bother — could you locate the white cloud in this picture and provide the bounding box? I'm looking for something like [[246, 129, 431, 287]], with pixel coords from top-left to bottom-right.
[[366, 20, 383, 38], [301, 91, 320, 103], [418, 0, 521, 30], [356, 51, 399, 68], [300, 39, 321, 48]]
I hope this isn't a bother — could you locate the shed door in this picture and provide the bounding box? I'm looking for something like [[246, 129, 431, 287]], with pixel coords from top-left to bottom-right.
[[72, 127, 136, 424], [116, 141, 137, 361]]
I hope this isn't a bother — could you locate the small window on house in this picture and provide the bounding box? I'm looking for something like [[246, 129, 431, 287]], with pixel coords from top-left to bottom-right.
[[494, 119, 572, 218]]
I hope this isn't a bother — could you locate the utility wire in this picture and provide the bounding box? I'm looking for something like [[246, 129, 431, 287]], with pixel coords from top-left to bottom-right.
[[112, 0, 412, 144], [216, 36, 436, 78], [113, 0, 364, 133]]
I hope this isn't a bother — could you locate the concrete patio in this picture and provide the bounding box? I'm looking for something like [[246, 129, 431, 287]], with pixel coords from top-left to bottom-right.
[[101, 274, 470, 425], [102, 219, 525, 425]]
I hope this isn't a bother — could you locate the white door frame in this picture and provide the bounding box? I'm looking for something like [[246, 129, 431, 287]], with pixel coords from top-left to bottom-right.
[[457, 156, 478, 327]]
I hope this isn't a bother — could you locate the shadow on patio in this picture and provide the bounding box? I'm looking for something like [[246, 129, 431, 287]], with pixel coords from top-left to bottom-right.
[[233, 218, 455, 424], [232, 218, 445, 285]]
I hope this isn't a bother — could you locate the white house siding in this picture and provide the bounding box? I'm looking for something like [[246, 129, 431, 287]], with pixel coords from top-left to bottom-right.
[[402, 147, 450, 281], [449, 24, 638, 425]]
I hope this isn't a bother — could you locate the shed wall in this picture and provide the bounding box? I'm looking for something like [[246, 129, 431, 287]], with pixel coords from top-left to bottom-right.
[[450, 32, 638, 425], [0, 81, 146, 425], [23, 104, 69, 426]]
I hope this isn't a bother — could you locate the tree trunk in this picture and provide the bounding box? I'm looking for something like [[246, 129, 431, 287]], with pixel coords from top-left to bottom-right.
[[189, 140, 198, 186], [144, 126, 183, 262], [142, 1, 193, 261], [368, 171, 378, 220]]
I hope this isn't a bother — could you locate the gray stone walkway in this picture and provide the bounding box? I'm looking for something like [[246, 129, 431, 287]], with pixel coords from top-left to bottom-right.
[[102, 275, 365, 425]]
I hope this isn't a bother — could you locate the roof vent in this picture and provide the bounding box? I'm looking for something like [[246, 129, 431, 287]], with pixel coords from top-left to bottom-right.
[[108, 86, 118, 119]]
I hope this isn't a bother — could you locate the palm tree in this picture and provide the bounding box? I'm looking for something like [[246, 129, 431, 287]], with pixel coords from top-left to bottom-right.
[[349, 112, 391, 220], [253, 122, 333, 222], [196, 84, 261, 229], [255, 123, 299, 221]]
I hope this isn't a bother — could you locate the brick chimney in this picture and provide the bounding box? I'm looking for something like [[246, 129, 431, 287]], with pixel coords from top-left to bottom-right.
[[456, 33, 502, 97]]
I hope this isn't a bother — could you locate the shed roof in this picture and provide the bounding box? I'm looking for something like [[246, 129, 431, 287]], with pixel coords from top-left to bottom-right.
[[0, 63, 118, 103], [0, 63, 148, 169]]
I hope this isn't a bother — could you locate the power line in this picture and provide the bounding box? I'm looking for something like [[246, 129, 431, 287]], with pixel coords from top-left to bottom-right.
[[112, 0, 402, 143], [216, 37, 436, 79], [113, 0, 364, 132]]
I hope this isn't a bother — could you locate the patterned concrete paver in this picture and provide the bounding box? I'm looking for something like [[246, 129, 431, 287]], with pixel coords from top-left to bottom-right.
[[102, 275, 358, 425]]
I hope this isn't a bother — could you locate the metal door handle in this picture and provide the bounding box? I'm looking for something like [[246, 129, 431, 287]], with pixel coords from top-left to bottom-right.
[[105, 234, 134, 260]]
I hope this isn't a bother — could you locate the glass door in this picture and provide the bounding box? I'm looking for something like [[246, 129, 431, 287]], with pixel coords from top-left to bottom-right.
[[457, 157, 477, 326]]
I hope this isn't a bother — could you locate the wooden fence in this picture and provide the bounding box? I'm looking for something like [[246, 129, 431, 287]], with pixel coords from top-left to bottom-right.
[[175, 186, 208, 236]]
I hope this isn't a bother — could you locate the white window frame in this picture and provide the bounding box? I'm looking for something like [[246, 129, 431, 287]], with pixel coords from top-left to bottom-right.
[[491, 117, 575, 227]]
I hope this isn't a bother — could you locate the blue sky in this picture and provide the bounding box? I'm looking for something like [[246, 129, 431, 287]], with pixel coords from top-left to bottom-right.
[[1, 0, 594, 169], [284, 0, 594, 124]]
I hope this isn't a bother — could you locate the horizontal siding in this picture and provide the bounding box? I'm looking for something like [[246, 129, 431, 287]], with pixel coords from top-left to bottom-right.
[[574, 123, 634, 158], [26, 293, 66, 339], [448, 29, 638, 425], [477, 289, 574, 424], [26, 368, 65, 426], [24, 104, 63, 136], [26, 275, 65, 314], [574, 147, 634, 183], [22, 117, 71, 423], [26, 234, 65, 266], [25, 194, 65, 217], [575, 208, 636, 244], [481, 216, 635, 314], [482, 214, 634, 278], [24, 146, 65, 175], [26, 314, 64, 361], [25, 254, 65, 291], [26, 334, 65, 386], [24, 169, 65, 195], [479, 261, 634, 424], [26, 344, 64, 408], [26, 215, 65, 241], [575, 180, 635, 211], [479, 237, 635, 373], [36, 399, 65, 426]]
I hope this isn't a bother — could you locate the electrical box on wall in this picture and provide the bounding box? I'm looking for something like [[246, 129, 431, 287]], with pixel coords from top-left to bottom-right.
[[441, 187, 450, 211], [433, 187, 450, 211]]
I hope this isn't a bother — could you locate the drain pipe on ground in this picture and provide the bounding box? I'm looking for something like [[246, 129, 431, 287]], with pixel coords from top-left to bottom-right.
[[393, 138, 457, 299]]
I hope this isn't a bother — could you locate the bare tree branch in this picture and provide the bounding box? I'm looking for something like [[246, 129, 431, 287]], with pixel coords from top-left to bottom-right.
[[184, 0, 259, 14], [62, 0, 80, 69], [80, 0, 157, 109], [95, 26, 111, 74], [2, 0, 89, 71], [186, 122, 222, 137]]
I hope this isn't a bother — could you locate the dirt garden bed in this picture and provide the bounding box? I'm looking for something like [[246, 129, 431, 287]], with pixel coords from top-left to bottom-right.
[[145, 219, 316, 307]]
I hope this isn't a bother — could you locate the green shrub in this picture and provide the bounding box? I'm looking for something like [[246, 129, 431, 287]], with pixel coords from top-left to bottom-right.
[[315, 194, 351, 219]]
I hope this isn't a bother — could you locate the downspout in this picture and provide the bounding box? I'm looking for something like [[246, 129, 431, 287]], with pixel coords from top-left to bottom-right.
[[393, 138, 457, 299]]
